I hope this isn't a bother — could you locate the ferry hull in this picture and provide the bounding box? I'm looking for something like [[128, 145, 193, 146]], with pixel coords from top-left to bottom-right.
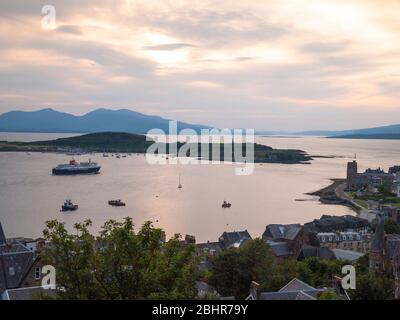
[[52, 167, 101, 175]]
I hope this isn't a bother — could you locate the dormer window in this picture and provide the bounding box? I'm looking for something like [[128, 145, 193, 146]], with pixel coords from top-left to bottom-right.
[[8, 267, 15, 276], [35, 267, 41, 280]]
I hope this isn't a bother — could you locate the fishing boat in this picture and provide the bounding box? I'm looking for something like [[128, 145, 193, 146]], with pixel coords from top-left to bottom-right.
[[108, 199, 126, 207], [61, 199, 78, 212]]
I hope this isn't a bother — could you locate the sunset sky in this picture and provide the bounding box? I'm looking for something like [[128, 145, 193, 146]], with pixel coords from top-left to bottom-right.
[[1, 0, 400, 131]]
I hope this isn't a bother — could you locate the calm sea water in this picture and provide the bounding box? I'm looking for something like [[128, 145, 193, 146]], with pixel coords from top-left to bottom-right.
[[1, 132, 399, 242]]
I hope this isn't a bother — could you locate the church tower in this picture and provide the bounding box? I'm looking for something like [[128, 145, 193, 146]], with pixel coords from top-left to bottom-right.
[[370, 219, 385, 274]]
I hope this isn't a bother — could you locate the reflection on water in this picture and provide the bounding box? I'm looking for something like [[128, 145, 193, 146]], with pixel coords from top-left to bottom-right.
[[0, 135, 399, 242]]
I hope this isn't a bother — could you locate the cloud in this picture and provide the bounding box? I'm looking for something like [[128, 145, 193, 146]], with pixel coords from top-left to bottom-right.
[[0, 0, 399, 130], [143, 43, 196, 51], [56, 25, 82, 35]]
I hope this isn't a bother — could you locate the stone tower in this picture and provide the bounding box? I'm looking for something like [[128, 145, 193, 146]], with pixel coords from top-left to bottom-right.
[[347, 160, 358, 190], [369, 219, 385, 274]]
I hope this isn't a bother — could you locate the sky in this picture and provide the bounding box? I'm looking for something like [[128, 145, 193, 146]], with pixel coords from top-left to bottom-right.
[[0, 0, 400, 131]]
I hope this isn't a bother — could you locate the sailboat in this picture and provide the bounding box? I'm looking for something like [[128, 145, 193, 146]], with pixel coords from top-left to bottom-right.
[[178, 174, 182, 189]]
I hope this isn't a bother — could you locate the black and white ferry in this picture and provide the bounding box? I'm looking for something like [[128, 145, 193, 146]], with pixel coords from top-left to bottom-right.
[[52, 159, 101, 175]]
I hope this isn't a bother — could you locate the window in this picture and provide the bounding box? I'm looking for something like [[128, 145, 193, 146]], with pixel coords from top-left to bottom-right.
[[35, 267, 41, 280], [8, 267, 15, 276]]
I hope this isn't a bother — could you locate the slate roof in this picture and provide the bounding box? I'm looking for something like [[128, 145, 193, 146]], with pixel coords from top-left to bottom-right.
[[297, 244, 336, 261], [262, 224, 302, 241], [370, 219, 385, 252], [279, 278, 316, 292], [219, 230, 252, 249], [258, 291, 315, 300], [332, 249, 365, 262], [265, 240, 292, 257], [304, 215, 369, 233], [197, 241, 223, 254], [257, 278, 327, 300], [0, 247, 36, 290], [0, 222, 37, 294], [3, 286, 56, 300]]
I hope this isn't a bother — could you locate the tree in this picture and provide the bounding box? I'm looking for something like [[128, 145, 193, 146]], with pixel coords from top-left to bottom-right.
[[303, 257, 344, 288], [40, 218, 200, 299], [378, 183, 394, 197], [209, 239, 273, 299], [349, 273, 393, 300], [268, 259, 312, 291], [384, 219, 400, 235]]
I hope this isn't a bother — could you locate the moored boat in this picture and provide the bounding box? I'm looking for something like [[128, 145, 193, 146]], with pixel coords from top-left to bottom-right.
[[108, 199, 126, 206], [61, 199, 78, 212], [222, 200, 232, 208]]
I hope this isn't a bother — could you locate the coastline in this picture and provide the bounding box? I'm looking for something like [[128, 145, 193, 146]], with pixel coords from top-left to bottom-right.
[[307, 179, 363, 214], [0, 131, 314, 165]]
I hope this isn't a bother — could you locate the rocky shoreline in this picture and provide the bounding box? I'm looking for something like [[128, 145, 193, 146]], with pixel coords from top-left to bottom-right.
[[307, 179, 362, 214]]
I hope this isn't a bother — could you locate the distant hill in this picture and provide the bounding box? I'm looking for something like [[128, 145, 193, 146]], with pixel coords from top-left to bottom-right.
[[294, 123, 400, 137], [27, 131, 153, 152], [329, 133, 400, 140], [0, 108, 213, 134], [0, 132, 313, 164], [293, 130, 356, 136]]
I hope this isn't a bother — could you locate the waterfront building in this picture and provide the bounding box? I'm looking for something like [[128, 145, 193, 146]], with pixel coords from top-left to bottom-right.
[[346, 160, 395, 191]]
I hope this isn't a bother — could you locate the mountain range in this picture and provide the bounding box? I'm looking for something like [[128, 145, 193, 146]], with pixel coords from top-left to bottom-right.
[[0, 108, 213, 134], [0, 108, 399, 139]]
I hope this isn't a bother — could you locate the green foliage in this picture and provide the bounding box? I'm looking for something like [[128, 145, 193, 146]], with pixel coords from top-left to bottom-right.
[[209, 239, 273, 299], [267, 259, 312, 291], [384, 219, 400, 234], [318, 291, 338, 300], [266, 257, 344, 291], [378, 183, 395, 197], [41, 218, 199, 300], [349, 273, 393, 300]]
